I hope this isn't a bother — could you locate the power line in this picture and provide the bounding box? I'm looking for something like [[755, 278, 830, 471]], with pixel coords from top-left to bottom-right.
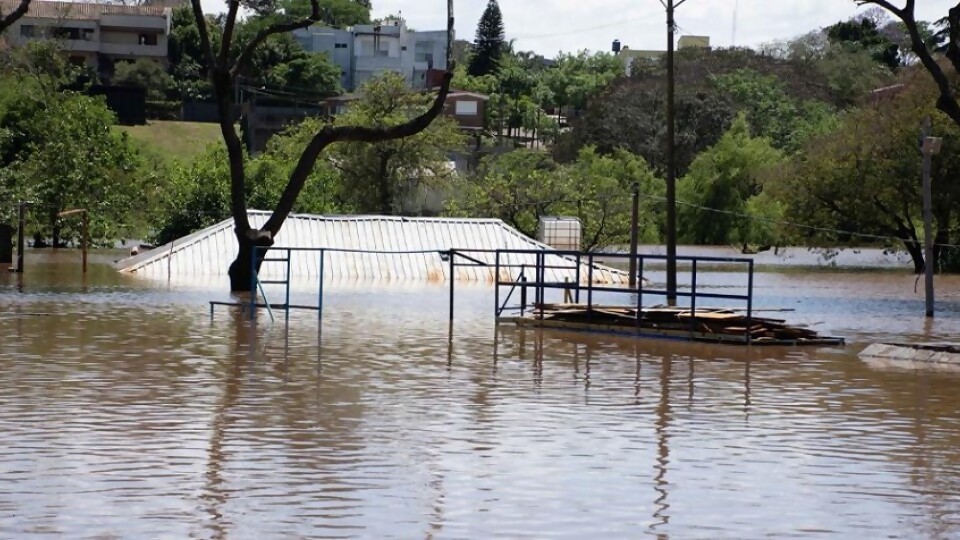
[[450, 192, 960, 250], [509, 15, 649, 41]]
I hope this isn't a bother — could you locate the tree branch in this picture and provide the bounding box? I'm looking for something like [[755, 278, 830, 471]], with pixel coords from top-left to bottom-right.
[[263, 73, 455, 233], [219, 0, 242, 67], [230, 0, 322, 78], [262, 0, 457, 235], [860, 0, 960, 126], [188, 0, 217, 77], [0, 0, 30, 35], [856, 0, 904, 18]]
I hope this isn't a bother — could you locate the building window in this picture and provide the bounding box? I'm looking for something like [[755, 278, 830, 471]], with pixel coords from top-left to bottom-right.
[[68, 56, 86, 67], [20, 25, 35, 37], [415, 42, 434, 67], [335, 42, 348, 49], [138, 33, 158, 46], [53, 27, 83, 40], [455, 100, 478, 116]]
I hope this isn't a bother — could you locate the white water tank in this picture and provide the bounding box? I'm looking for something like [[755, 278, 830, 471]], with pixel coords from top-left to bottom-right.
[[538, 217, 582, 252]]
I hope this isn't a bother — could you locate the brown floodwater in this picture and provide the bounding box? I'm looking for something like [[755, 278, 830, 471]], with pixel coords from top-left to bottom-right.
[[3, 250, 960, 538]]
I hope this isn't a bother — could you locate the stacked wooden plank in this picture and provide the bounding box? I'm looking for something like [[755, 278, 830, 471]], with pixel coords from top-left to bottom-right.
[[531, 303, 830, 344]]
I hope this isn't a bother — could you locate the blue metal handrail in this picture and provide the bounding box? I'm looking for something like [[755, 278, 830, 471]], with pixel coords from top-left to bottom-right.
[[492, 249, 757, 343]]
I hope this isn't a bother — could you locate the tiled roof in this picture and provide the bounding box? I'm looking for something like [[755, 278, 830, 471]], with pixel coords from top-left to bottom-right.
[[1, 0, 168, 21]]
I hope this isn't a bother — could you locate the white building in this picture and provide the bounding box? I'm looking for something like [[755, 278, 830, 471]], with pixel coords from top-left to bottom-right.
[[295, 17, 450, 91], [1, 0, 171, 79]]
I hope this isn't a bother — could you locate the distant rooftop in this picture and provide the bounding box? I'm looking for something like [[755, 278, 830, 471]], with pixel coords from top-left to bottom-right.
[[0, 0, 169, 20]]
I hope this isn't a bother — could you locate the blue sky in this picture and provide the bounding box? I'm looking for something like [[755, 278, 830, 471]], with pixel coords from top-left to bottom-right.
[[197, 0, 959, 57]]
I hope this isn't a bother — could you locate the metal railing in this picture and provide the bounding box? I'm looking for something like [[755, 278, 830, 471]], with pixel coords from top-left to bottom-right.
[[221, 246, 497, 324], [493, 249, 756, 342]]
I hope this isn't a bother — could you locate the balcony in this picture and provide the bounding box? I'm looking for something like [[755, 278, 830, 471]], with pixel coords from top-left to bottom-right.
[[100, 14, 167, 31], [62, 39, 100, 53], [355, 55, 402, 72], [100, 42, 166, 58]]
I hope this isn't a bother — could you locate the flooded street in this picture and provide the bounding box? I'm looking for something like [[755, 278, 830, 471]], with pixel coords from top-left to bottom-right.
[[3, 251, 960, 538]]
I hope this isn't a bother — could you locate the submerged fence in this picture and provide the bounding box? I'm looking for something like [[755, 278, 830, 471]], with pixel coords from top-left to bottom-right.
[[208, 245, 626, 323]]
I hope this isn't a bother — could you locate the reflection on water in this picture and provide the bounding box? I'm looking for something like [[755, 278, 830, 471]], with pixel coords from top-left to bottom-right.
[[3, 252, 960, 538]]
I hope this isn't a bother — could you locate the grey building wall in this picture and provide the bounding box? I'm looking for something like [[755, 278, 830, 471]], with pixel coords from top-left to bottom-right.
[[296, 20, 449, 91], [293, 26, 355, 90]]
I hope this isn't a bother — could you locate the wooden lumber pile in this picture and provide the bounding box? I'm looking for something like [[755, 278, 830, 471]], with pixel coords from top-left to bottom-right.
[[532, 303, 824, 343]]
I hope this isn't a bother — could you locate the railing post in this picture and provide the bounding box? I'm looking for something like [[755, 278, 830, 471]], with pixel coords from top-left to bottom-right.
[[587, 253, 594, 322], [284, 248, 292, 321], [448, 249, 455, 322], [318, 249, 325, 323], [249, 245, 257, 320], [747, 259, 755, 345], [637, 256, 644, 330], [690, 259, 698, 334], [520, 265, 527, 317], [495, 250, 501, 318], [15, 200, 25, 274], [575, 252, 581, 303], [537, 251, 544, 321]]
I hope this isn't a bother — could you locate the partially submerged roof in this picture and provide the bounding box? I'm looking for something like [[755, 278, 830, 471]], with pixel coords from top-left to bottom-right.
[[117, 211, 627, 284]]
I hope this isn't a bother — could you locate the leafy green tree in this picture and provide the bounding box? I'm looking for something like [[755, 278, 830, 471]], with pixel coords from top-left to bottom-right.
[[280, 0, 370, 26], [827, 16, 901, 69], [557, 78, 735, 176], [112, 59, 175, 101], [858, 1, 960, 133], [677, 115, 784, 249], [448, 148, 662, 251], [468, 0, 505, 77], [167, 5, 221, 99], [154, 123, 341, 244], [232, 19, 342, 96], [544, 50, 623, 116], [0, 83, 154, 246], [185, 0, 454, 291], [329, 73, 465, 214], [769, 69, 960, 273], [766, 29, 895, 107], [711, 69, 838, 151]]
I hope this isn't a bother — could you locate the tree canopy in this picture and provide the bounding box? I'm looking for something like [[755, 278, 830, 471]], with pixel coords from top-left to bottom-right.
[[449, 147, 662, 251], [328, 73, 465, 215], [0, 57, 158, 245], [468, 0, 505, 77]]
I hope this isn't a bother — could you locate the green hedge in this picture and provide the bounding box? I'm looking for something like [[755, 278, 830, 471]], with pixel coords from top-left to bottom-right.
[[146, 100, 181, 121]]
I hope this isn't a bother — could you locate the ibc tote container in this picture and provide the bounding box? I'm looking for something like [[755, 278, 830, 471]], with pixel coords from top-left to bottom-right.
[[538, 217, 582, 252]]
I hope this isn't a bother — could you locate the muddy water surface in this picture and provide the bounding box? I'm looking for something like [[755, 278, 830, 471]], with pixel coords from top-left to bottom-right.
[[3, 251, 960, 538]]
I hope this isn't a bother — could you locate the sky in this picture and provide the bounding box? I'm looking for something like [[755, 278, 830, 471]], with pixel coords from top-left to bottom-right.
[[200, 0, 954, 57]]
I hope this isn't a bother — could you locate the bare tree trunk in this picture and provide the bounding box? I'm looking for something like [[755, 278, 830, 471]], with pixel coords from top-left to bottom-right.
[[859, 1, 960, 128], [189, 0, 455, 291], [228, 229, 274, 291], [0, 0, 31, 35], [904, 238, 925, 274]]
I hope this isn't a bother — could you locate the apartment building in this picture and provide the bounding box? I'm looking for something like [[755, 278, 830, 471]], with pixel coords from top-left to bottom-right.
[[1, 0, 171, 79], [294, 17, 449, 91], [615, 35, 711, 76]]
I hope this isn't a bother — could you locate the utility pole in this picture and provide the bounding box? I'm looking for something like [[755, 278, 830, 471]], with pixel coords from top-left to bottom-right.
[[920, 116, 941, 318], [662, 0, 687, 303], [14, 201, 26, 274], [629, 183, 640, 288]]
